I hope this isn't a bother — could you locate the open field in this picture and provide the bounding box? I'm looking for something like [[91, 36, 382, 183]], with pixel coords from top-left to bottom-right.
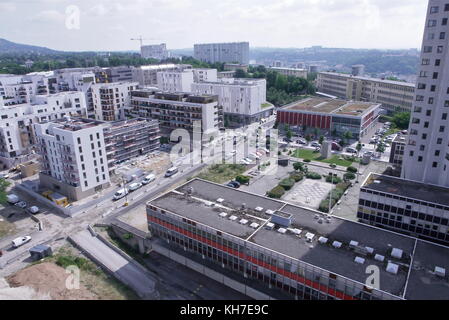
[[293, 149, 355, 167], [197, 164, 247, 183]]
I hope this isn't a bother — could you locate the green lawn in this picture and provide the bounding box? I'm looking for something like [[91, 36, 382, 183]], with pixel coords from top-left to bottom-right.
[[261, 103, 273, 109], [197, 164, 247, 183], [293, 149, 355, 167]]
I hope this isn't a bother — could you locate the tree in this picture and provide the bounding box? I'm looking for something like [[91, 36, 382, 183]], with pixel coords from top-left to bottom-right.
[[293, 162, 303, 171], [0, 179, 10, 204], [392, 112, 411, 130], [234, 69, 247, 78], [319, 136, 324, 145], [305, 135, 312, 144], [356, 141, 363, 156], [286, 129, 293, 140], [343, 131, 353, 143], [376, 143, 386, 156]]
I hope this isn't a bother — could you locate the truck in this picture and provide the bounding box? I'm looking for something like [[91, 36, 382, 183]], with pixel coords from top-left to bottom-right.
[[7, 194, 19, 204]]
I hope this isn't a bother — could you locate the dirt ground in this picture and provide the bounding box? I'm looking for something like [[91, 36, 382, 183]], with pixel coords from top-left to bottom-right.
[[6, 262, 96, 300]]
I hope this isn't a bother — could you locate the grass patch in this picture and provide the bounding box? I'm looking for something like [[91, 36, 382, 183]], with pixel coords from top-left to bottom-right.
[[261, 103, 273, 109], [293, 149, 355, 167], [0, 220, 16, 238], [197, 164, 247, 184]]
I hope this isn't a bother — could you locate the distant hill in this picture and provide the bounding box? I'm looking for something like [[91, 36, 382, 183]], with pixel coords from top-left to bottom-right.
[[0, 38, 60, 54]]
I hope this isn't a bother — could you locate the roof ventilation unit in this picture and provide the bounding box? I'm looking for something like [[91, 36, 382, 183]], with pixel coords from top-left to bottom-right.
[[332, 241, 342, 248], [270, 212, 292, 228], [266, 210, 275, 215], [255, 207, 263, 212], [278, 228, 287, 234], [265, 222, 275, 230], [239, 219, 249, 225], [219, 212, 228, 218], [386, 262, 399, 275], [354, 257, 365, 264], [391, 248, 403, 259], [250, 222, 260, 229], [318, 237, 328, 244], [365, 247, 374, 254], [290, 228, 302, 236], [216, 198, 224, 203], [305, 233, 315, 242], [374, 254, 385, 262], [229, 215, 238, 221], [241, 203, 246, 210], [435, 266, 446, 278]]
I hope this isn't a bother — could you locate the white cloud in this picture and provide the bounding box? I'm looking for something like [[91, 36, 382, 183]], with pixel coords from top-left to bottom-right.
[[31, 10, 65, 23], [0, 2, 16, 12]]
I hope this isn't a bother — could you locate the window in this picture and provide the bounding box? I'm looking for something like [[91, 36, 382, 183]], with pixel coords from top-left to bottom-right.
[[428, 20, 437, 27], [430, 6, 439, 14], [445, 100, 449, 107], [431, 85, 436, 92], [429, 97, 434, 104], [420, 145, 425, 151], [426, 110, 432, 116], [422, 59, 430, 65], [446, 4, 449, 11], [424, 122, 429, 128], [436, 150, 441, 156], [437, 138, 443, 144], [443, 113, 448, 120], [443, 18, 448, 26], [436, 59, 441, 66], [418, 156, 423, 162], [433, 162, 438, 168], [438, 46, 444, 53], [433, 72, 439, 79], [422, 133, 427, 140], [418, 83, 426, 90], [441, 32, 446, 40], [440, 126, 445, 133], [77, 137, 81, 144], [423, 46, 433, 53]]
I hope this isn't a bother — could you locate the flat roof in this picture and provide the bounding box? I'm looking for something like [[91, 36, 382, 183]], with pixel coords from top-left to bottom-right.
[[148, 178, 449, 299], [362, 174, 449, 207], [319, 72, 415, 87], [282, 97, 379, 116]]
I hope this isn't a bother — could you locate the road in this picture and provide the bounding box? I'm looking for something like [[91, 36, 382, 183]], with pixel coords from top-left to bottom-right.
[[70, 229, 157, 299]]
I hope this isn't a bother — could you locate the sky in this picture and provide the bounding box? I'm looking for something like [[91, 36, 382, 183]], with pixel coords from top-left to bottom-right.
[[0, 0, 429, 52]]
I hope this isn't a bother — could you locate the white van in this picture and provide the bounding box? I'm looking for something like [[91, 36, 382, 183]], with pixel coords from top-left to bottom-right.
[[11, 236, 31, 248], [142, 174, 156, 185], [165, 167, 179, 177], [113, 188, 129, 201]]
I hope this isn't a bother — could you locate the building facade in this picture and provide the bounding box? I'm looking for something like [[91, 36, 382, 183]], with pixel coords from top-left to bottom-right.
[[91, 82, 139, 121], [269, 67, 308, 79], [194, 42, 250, 65], [141, 44, 169, 60], [191, 78, 272, 127], [389, 134, 407, 172], [316, 72, 415, 113], [192, 69, 218, 83], [130, 89, 223, 136], [34, 118, 111, 201], [402, 0, 449, 188], [277, 97, 381, 139], [132, 64, 191, 87], [156, 70, 194, 93]]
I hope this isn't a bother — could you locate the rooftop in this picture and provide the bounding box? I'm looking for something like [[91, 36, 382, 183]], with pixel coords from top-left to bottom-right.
[[148, 178, 449, 299], [282, 97, 379, 116], [362, 173, 449, 207]]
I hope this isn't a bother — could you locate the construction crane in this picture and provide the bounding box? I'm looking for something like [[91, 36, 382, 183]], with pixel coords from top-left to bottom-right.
[[130, 36, 160, 48]]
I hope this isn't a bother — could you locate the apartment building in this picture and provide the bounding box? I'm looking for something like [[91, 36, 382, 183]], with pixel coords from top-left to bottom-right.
[[277, 97, 381, 139], [316, 72, 415, 113], [358, 173, 449, 246], [389, 134, 407, 172], [194, 42, 250, 64], [0, 73, 51, 105], [269, 67, 308, 79], [402, 0, 449, 188], [103, 118, 160, 172], [0, 92, 87, 169], [141, 44, 169, 60], [93, 66, 134, 84], [130, 89, 222, 136], [34, 118, 110, 201], [147, 178, 449, 300], [224, 64, 249, 72], [132, 64, 192, 87], [156, 70, 194, 93], [91, 82, 139, 121], [191, 78, 272, 127], [192, 68, 218, 83]]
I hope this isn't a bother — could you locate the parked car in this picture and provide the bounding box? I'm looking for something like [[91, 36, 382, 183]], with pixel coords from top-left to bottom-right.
[[240, 159, 251, 165], [165, 167, 179, 177], [113, 188, 129, 201], [331, 142, 342, 151], [229, 181, 241, 188], [142, 174, 156, 185], [248, 153, 260, 160], [128, 182, 142, 192], [364, 151, 374, 157], [283, 138, 293, 143], [296, 139, 307, 145], [346, 147, 357, 154], [6, 194, 19, 204], [15, 201, 27, 209], [311, 142, 321, 148], [27, 206, 40, 214], [0, 173, 10, 179], [11, 236, 32, 248]]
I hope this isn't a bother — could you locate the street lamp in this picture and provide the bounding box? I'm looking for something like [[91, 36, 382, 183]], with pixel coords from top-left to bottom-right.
[[122, 176, 129, 207]]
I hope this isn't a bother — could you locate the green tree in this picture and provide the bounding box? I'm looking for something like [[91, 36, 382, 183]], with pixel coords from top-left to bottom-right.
[[234, 69, 247, 78], [376, 143, 386, 156], [305, 134, 312, 144], [0, 179, 10, 204], [293, 162, 303, 171], [286, 129, 293, 140], [392, 112, 411, 130], [343, 131, 353, 144], [319, 136, 324, 145], [356, 141, 363, 156]]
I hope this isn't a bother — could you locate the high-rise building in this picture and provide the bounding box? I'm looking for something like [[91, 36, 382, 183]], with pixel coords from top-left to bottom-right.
[[402, 0, 449, 187], [156, 70, 194, 93], [194, 42, 250, 65], [141, 44, 169, 60]]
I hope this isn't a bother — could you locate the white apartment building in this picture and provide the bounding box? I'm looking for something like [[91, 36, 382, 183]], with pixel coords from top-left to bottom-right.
[[156, 70, 194, 93], [194, 42, 250, 65], [0, 73, 51, 105], [268, 67, 308, 78], [402, 0, 449, 188], [132, 64, 191, 87], [316, 72, 415, 113], [141, 44, 169, 60], [192, 68, 218, 83], [0, 91, 87, 169], [34, 118, 110, 201], [91, 82, 139, 121], [191, 78, 273, 127]]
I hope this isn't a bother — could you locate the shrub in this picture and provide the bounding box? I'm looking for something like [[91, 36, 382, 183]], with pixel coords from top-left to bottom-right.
[[329, 164, 337, 168], [293, 162, 303, 171], [347, 166, 357, 173], [267, 186, 285, 199], [303, 159, 311, 163], [344, 172, 356, 180], [326, 175, 342, 184], [306, 172, 321, 180], [279, 178, 296, 190], [290, 172, 304, 182], [236, 175, 250, 185]]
